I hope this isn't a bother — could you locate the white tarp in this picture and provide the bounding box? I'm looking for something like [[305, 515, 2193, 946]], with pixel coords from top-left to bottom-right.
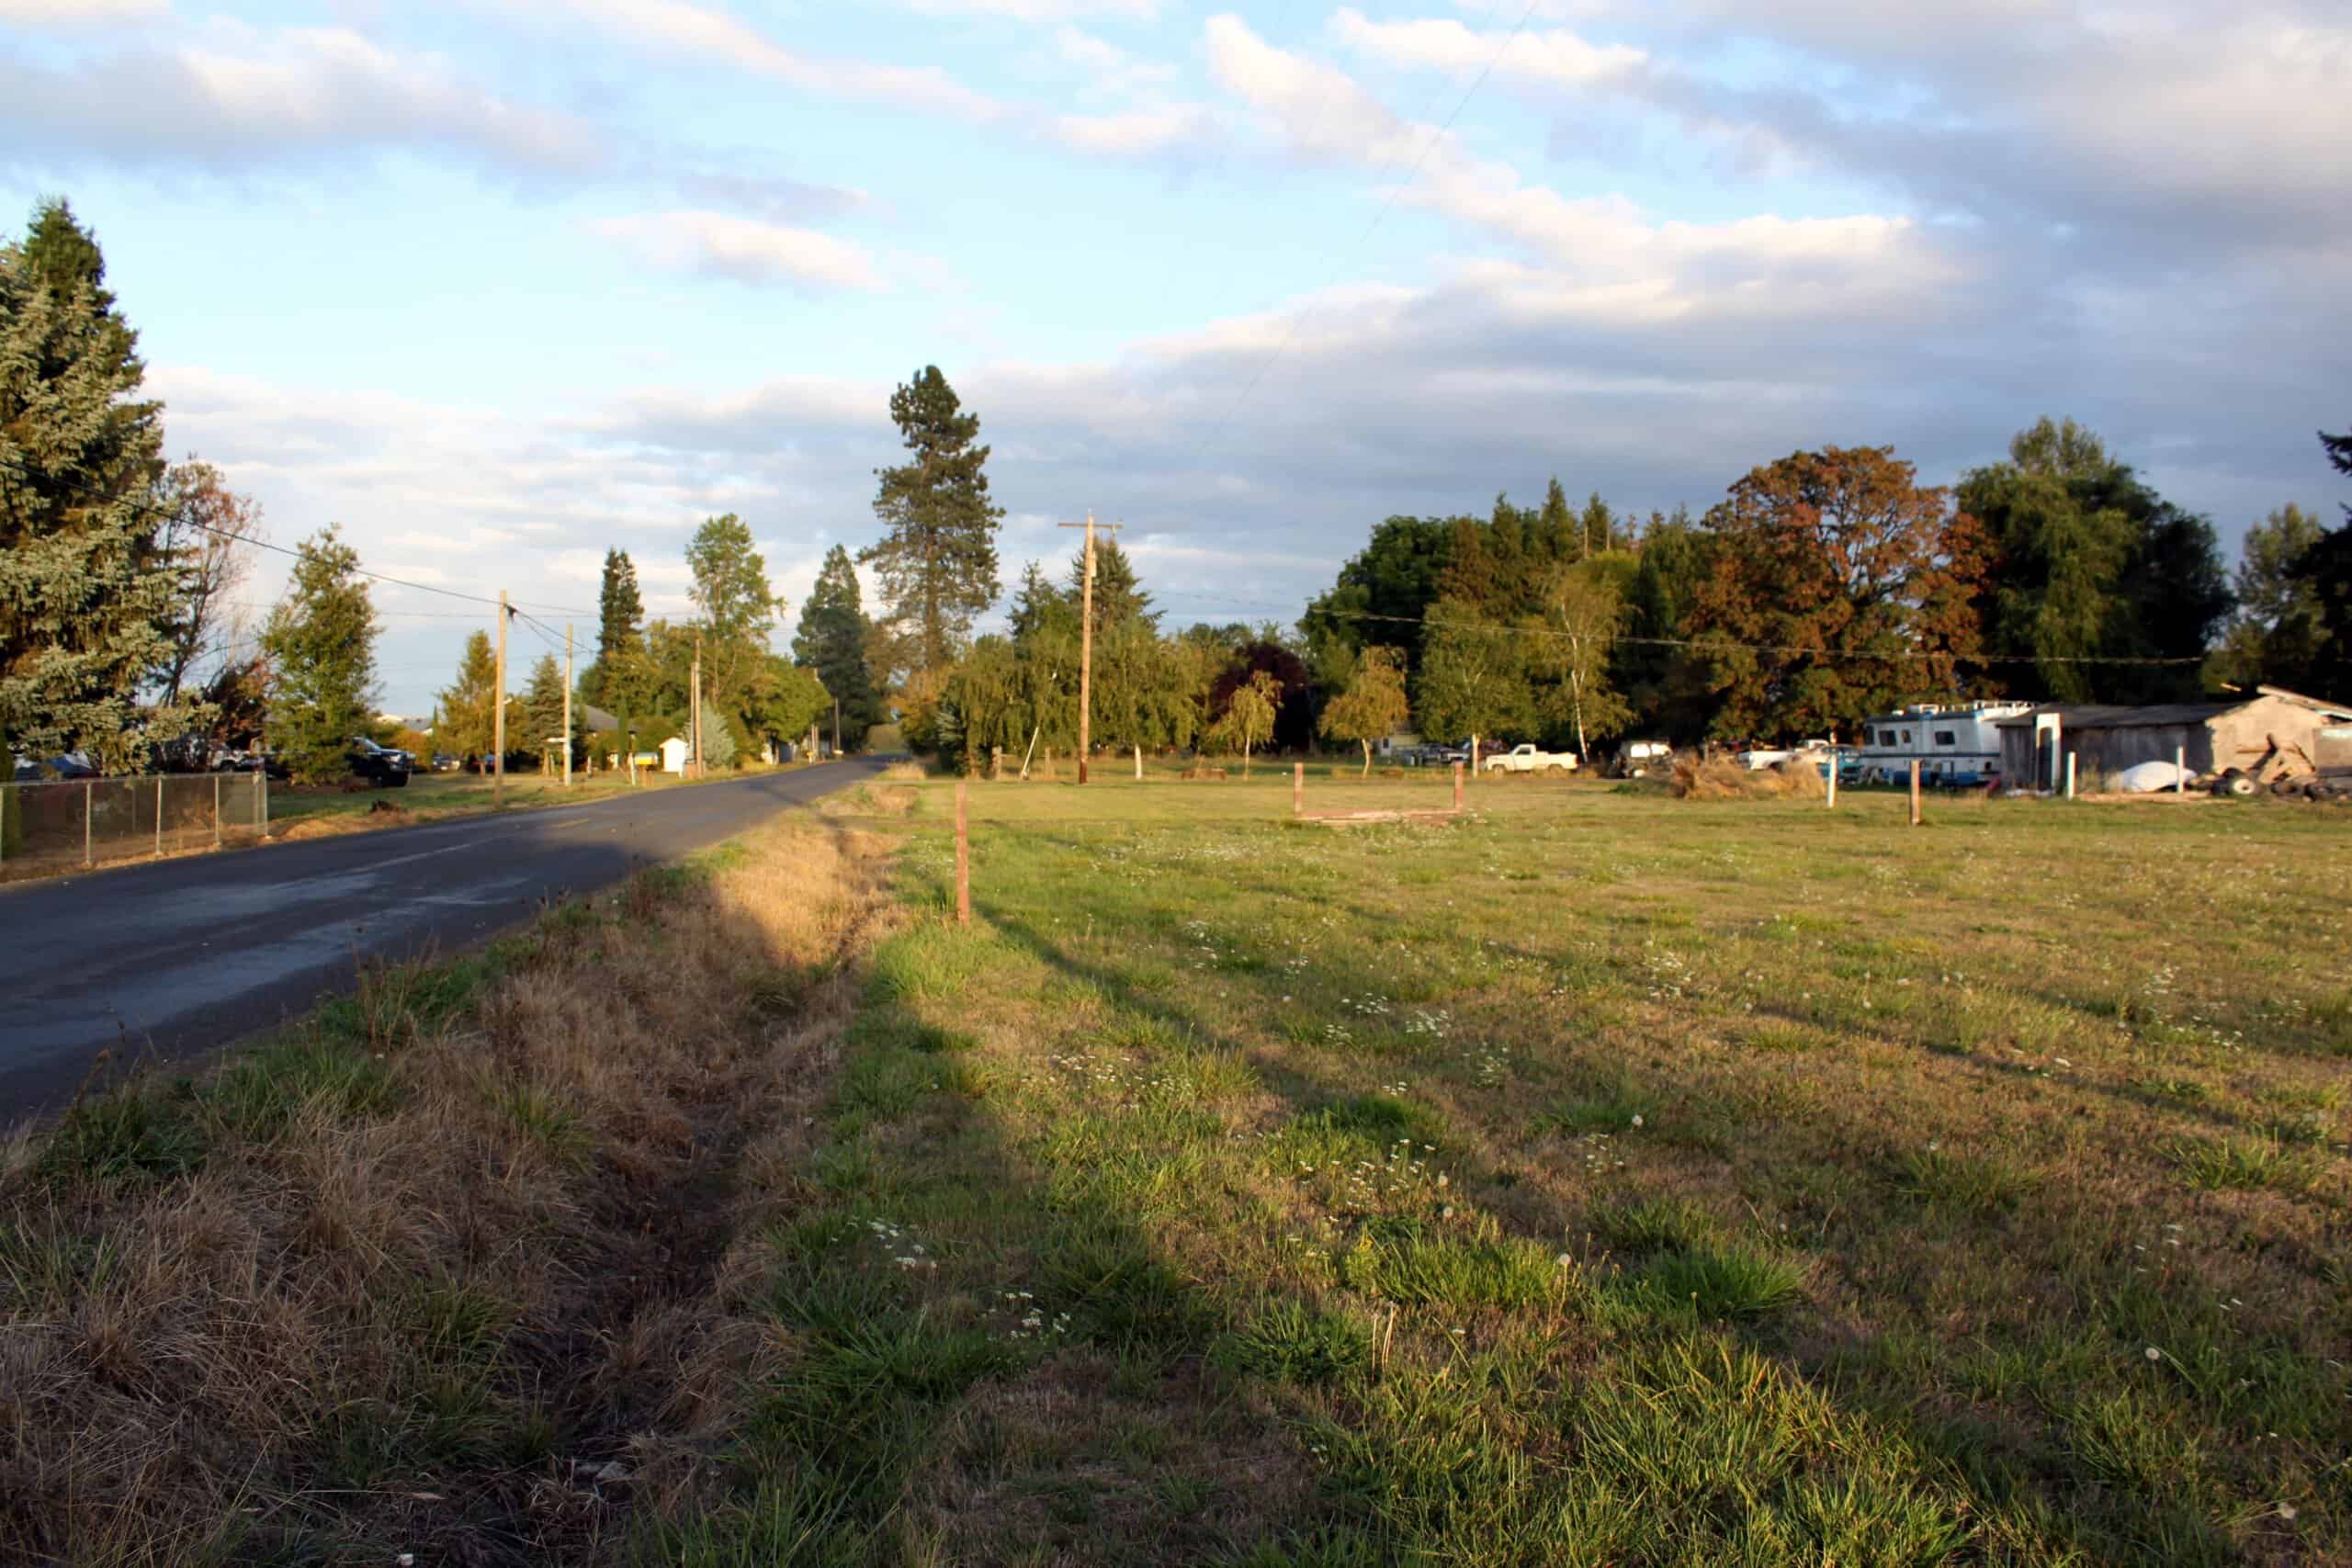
[[2116, 760, 2194, 793]]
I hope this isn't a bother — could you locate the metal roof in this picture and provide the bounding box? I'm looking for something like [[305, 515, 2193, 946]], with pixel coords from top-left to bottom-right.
[[1991, 702, 2241, 729]]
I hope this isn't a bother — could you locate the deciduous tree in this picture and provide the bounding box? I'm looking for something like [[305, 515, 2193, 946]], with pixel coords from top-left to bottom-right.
[[863, 366, 1003, 676], [1208, 669, 1283, 776], [687, 513, 784, 713], [1692, 446, 1989, 740], [1532, 564, 1632, 761], [1414, 597, 1533, 744], [153, 457, 264, 705], [1318, 644, 1410, 774], [2211, 504, 2328, 691]]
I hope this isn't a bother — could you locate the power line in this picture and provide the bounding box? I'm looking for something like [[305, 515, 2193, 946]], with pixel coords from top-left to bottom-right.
[[0, 455, 594, 617]]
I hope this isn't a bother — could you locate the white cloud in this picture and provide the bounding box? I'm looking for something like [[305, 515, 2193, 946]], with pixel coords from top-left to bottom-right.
[[0, 23, 602, 174], [1052, 107, 1214, 157], [0, 0, 164, 20], [1331, 6, 1646, 87], [511, 0, 1005, 120], [588, 210, 891, 292], [906, 0, 1159, 15]]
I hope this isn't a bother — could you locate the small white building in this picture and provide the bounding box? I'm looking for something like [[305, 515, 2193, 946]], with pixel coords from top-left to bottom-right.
[[659, 737, 691, 775], [1856, 701, 2033, 784]]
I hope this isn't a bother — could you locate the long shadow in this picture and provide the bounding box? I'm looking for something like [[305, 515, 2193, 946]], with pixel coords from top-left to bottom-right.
[[944, 807, 2329, 1564]]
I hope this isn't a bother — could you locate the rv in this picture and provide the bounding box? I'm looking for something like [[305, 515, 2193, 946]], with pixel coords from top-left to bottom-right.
[[1853, 702, 2032, 786]]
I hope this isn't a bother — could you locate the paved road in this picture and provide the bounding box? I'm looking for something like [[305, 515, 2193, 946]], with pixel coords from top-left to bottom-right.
[[0, 759, 894, 1118]]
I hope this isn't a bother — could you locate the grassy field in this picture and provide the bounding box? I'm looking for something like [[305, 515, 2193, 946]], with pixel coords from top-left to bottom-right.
[[5, 769, 2346, 1563], [269, 760, 813, 829]]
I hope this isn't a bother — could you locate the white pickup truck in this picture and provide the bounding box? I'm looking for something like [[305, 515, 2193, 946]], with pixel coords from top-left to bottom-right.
[[1481, 743, 1579, 775]]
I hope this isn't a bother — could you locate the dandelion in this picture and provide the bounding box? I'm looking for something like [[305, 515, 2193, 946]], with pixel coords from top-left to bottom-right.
[[2145, 1347, 2164, 1362], [2279, 1505, 2298, 1522], [1629, 1114, 1644, 1128]]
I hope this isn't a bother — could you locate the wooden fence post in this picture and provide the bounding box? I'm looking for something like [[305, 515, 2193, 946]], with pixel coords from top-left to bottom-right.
[[1826, 756, 1838, 809], [1453, 761, 1464, 813], [1293, 761, 1303, 818], [154, 775, 164, 858], [2174, 745, 2185, 795], [84, 779, 94, 866], [1909, 760, 1922, 826], [955, 780, 971, 928]]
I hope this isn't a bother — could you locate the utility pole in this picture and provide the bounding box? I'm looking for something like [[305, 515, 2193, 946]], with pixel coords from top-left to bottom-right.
[[493, 592, 509, 807], [691, 630, 703, 780], [1056, 513, 1120, 784], [562, 622, 574, 789], [832, 695, 841, 758]]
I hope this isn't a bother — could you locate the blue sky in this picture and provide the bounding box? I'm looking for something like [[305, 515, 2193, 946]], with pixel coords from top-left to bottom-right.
[[5, 0, 2346, 713]]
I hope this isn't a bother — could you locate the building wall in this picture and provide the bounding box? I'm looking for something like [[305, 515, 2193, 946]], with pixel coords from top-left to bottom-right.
[[2001, 695, 2339, 790]]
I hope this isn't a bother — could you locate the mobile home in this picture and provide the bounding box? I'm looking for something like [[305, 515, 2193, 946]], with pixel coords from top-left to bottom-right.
[[1853, 702, 2032, 785]]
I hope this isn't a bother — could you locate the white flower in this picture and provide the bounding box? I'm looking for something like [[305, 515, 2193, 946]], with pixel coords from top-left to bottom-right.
[[2145, 1347, 2163, 1361], [1629, 1114, 1644, 1128]]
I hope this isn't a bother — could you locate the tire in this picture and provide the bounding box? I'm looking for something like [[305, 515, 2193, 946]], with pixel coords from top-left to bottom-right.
[[2217, 769, 2256, 798], [1545, 764, 1566, 776], [390, 772, 410, 789]]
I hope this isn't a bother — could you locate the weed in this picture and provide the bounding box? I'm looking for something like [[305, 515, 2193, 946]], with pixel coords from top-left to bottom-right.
[[1540, 1077, 1657, 1134], [38, 1089, 205, 1186], [1636, 1241, 1808, 1322], [2167, 1134, 2323, 1193], [1589, 1196, 1718, 1255], [1892, 1145, 2029, 1214], [1214, 1300, 1373, 1386], [1340, 1219, 1566, 1310]]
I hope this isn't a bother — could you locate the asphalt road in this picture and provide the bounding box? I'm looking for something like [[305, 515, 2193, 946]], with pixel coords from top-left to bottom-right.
[[0, 758, 894, 1119]]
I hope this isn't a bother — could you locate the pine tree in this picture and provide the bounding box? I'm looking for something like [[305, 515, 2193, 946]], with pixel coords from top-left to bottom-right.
[[862, 366, 1003, 675], [1579, 492, 1617, 558], [524, 653, 568, 753], [791, 545, 881, 749], [262, 525, 379, 784], [1066, 536, 1155, 640], [0, 199, 175, 771], [583, 547, 643, 705], [1536, 478, 1574, 562]]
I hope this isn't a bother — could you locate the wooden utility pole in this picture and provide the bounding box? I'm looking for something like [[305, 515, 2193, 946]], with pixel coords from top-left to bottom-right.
[[1056, 513, 1120, 784], [832, 695, 841, 758], [561, 622, 574, 789], [493, 592, 509, 807], [691, 631, 703, 780]]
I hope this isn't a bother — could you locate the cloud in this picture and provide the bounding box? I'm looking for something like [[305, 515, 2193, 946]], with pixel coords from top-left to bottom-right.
[[0, 0, 164, 22], [670, 169, 866, 225], [904, 0, 1160, 15], [587, 210, 891, 292], [1051, 107, 1216, 157], [510, 0, 1004, 120], [1331, 6, 1646, 87], [0, 23, 603, 175]]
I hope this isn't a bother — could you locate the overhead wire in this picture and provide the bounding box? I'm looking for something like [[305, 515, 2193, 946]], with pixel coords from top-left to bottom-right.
[[0, 454, 594, 617]]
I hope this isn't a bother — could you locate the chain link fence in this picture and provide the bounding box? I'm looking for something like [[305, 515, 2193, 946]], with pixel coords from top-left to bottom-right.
[[0, 772, 269, 882]]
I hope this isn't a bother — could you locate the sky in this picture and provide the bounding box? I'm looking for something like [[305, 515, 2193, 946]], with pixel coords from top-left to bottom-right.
[[4, 0, 2346, 716]]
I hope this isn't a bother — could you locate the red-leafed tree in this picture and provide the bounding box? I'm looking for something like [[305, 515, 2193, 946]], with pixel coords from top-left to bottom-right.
[[1690, 446, 1991, 740]]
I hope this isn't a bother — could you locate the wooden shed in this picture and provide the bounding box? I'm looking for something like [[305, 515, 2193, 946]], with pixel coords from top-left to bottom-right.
[[1995, 686, 2352, 792]]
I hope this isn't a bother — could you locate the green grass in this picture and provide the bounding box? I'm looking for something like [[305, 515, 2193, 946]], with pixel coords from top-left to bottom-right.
[[746, 769, 2351, 1565]]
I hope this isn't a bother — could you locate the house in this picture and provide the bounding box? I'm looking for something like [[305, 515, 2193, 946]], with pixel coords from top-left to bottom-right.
[[1374, 730, 1423, 759], [1993, 686, 2352, 793], [658, 736, 691, 775]]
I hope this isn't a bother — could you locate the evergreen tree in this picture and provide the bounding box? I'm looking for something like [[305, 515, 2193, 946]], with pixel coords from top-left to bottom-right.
[[436, 630, 502, 761], [697, 698, 738, 768], [583, 547, 643, 705], [1536, 478, 1575, 562], [1578, 492, 1617, 558], [1067, 536, 1155, 639], [261, 525, 379, 784], [790, 544, 881, 748], [0, 199, 175, 771], [1009, 559, 1074, 642], [1613, 507, 1717, 742], [523, 652, 568, 755], [862, 366, 1003, 675]]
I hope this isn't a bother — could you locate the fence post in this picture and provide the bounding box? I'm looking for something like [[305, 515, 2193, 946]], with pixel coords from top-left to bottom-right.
[[258, 766, 269, 839], [1908, 760, 1921, 827], [213, 772, 222, 849], [84, 778, 94, 865], [1453, 761, 1464, 812], [2065, 752, 2076, 801], [1293, 761, 1303, 818], [153, 775, 163, 857], [2174, 745, 2185, 796], [954, 780, 971, 928], [1826, 756, 1838, 809]]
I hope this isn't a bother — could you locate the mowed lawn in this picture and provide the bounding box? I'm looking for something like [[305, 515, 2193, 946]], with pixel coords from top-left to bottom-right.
[[788, 773, 2349, 1565]]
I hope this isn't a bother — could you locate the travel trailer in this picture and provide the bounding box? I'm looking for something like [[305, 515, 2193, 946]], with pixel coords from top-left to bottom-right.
[[1852, 702, 2033, 785]]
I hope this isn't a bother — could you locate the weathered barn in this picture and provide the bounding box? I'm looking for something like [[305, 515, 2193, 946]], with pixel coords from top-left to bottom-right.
[[1994, 686, 2352, 791]]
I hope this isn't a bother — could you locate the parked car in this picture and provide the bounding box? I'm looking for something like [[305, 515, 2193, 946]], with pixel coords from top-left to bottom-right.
[[431, 752, 460, 773], [347, 737, 413, 787], [1616, 739, 1671, 777], [1482, 743, 1579, 776]]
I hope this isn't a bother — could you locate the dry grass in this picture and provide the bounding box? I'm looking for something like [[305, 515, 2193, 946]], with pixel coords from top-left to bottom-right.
[[0, 807, 899, 1566], [1672, 752, 1827, 799]]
